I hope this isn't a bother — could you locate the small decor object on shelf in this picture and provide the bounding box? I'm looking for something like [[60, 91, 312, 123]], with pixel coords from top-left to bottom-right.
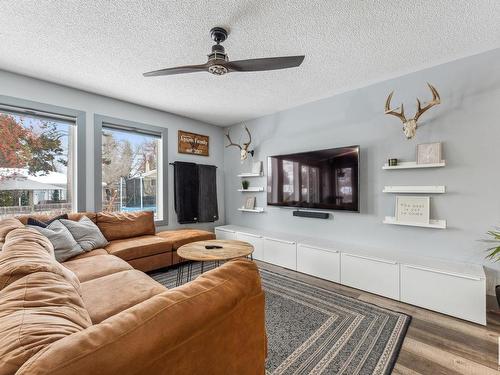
[[395, 196, 430, 224], [385, 83, 441, 139], [225, 124, 254, 161], [388, 158, 398, 166], [483, 227, 500, 311], [416, 142, 442, 164], [178, 130, 209, 156], [241, 180, 250, 190], [244, 196, 256, 210], [252, 161, 263, 174]]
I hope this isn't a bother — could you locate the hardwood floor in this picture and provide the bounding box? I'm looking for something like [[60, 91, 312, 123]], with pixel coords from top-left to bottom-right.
[[256, 261, 500, 374]]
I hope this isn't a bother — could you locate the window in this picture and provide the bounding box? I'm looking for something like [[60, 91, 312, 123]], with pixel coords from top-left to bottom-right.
[[95, 115, 167, 225], [0, 97, 85, 219]]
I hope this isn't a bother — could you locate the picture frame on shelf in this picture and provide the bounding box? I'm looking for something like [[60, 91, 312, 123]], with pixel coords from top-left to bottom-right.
[[244, 196, 256, 210], [252, 161, 263, 174], [416, 142, 442, 164], [395, 196, 430, 224]]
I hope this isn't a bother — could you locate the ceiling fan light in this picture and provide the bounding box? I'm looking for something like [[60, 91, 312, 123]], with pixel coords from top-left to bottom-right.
[[208, 64, 228, 76]]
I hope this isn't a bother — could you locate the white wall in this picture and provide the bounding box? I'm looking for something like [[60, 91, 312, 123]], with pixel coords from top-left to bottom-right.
[[223, 48, 500, 294], [0, 70, 225, 231]]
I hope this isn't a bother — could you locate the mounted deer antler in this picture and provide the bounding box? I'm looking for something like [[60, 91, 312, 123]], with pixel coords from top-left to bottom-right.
[[225, 131, 242, 151], [414, 84, 440, 121], [225, 125, 254, 160], [385, 83, 441, 139]]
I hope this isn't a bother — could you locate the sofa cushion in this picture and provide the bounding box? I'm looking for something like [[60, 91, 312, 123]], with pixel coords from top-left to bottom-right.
[[61, 216, 109, 251], [68, 248, 108, 261], [0, 227, 92, 375], [0, 218, 24, 246], [80, 269, 166, 323], [0, 228, 80, 294], [27, 220, 84, 262], [96, 211, 155, 241], [156, 229, 215, 250], [17, 212, 97, 225], [128, 252, 172, 272], [63, 254, 133, 283], [0, 272, 92, 375], [105, 235, 172, 261]]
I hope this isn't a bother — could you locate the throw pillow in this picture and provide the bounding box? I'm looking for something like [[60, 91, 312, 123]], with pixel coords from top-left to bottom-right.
[[60, 216, 109, 251], [27, 220, 84, 262], [26, 213, 69, 228]]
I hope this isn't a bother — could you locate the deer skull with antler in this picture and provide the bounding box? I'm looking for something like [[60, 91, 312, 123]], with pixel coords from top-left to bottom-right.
[[225, 125, 254, 161], [385, 83, 441, 139]]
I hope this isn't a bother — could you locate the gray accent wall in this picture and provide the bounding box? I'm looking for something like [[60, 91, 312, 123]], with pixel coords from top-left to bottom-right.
[[223, 48, 500, 294]]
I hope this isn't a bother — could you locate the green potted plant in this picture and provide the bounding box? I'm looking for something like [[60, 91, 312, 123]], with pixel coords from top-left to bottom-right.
[[241, 180, 250, 190], [484, 228, 500, 307]]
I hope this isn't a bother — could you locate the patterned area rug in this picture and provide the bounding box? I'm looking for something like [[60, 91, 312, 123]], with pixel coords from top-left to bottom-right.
[[150, 263, 411, 375]]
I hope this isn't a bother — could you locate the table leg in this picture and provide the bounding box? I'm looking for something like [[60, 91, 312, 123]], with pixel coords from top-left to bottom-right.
[[187, 261, 193, 282], [176, 263, 185, 287]]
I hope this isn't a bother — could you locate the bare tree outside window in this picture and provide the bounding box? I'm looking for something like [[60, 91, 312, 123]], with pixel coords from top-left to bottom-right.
[[101, 127, 160, 218]]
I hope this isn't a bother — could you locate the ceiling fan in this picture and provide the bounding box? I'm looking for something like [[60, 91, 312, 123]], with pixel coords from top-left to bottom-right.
[[143, 27, 305, 77]]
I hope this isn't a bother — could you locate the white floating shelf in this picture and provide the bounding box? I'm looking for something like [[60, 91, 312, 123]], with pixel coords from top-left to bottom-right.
[[383, 185, 446, 194], [237, 172, 264, 178], [238, 187, 265, 192], [238, 207, 265, 213], [383, 216, 447, 229], [382, 161, 446, 170]]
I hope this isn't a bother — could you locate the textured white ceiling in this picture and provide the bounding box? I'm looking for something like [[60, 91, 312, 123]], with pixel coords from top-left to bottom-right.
[[1, 1, 499, 126]]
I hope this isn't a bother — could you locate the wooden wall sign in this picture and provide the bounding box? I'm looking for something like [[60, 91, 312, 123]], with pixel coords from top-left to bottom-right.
[[178, 130, 209, 156]]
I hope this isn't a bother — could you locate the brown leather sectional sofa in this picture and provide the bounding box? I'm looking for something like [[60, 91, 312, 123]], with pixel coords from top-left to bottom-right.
[[16, 211, 215, 272], [0, 215, 267, 374]]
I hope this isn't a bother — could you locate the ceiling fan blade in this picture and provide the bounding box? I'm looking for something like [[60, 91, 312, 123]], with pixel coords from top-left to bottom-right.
[[143, 63, 209, 77], [225, 55, 305, 72]]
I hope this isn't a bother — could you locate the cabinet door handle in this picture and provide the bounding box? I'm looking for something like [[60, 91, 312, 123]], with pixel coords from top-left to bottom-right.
[[403, 265, 481, 281], [344, 253, 397, 265], [265, 237, 296, 245], [299, 244, 338, 253], [239, 232, 262, 239]]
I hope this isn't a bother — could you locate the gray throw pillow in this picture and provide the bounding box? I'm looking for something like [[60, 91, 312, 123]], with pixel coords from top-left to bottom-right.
[[60, 216, 109, 251], [27, 220, 84, 262]]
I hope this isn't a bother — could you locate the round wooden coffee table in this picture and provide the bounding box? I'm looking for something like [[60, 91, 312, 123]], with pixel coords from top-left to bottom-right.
[[175, 240, 254, 286]]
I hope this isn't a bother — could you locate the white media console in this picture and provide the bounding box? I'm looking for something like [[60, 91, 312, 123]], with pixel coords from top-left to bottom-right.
[[215, 225, 486, 325]]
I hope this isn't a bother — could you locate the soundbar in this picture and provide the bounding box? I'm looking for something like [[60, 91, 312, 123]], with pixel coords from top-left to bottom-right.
[[293, 210, 329, 219]]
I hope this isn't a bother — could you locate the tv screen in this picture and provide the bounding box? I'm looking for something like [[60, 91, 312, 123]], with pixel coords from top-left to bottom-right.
[[267, 146, 359, 212]]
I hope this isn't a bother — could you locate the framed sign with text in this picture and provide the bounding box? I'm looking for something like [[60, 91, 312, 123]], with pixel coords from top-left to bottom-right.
[[395, 196, 430, 224], [178, 130, 209, 156]]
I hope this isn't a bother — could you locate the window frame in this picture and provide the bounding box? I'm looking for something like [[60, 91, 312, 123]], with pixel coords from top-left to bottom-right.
[[94, 114, 168, 226], [0, 95, 86, 212]]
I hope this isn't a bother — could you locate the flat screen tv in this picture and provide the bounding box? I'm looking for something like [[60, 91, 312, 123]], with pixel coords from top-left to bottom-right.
[[267, 146, 359, 212]]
